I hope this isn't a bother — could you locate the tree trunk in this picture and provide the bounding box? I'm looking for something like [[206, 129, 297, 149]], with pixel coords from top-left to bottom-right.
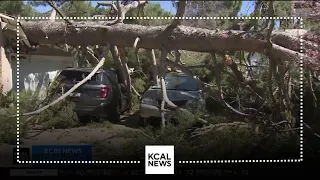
[[110, 45, 126, 84], [118, 47, 132, 109], [19, 21, 319, 71]]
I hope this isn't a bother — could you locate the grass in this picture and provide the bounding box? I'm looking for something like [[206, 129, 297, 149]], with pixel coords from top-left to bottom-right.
[[87, 121, 114, 129]]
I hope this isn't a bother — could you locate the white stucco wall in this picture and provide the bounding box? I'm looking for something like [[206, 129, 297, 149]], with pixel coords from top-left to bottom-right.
[[0, 21, 13, 94], [1, 52, 12, 93], [11, 55, 74, 99]]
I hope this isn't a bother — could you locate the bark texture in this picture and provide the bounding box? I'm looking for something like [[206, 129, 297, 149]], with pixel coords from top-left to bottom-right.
[[19, 21, 319, 72]]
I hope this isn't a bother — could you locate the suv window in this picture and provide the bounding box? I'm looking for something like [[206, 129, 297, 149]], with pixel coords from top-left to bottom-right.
[[57, 70, 104, 85], [105, 70, 118, 84], [165, 73, 200, 91], [151, 73, 201, 91]]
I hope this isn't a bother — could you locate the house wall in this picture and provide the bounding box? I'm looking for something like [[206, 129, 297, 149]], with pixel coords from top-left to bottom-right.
[[11, 55, 74, 99], [0, 21, 13, 94]]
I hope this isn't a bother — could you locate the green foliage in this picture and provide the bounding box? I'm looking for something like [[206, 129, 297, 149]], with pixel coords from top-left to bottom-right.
[[0, 87, 19, 144], [188, 126, 299, 160], [124, 3, 173, 26], [225, 1, 243, 17], [0, 1, 39, 16], [305, 21, 320, 31], [26, 1, 108, 17], [0, 90, 29, 144], [274, 1, 292, 17], [131, 95, 141, 111], [183, 1, 242, 29], [0, 86, 14, 108], [131, 78, 147, 111], [0, 115, 26, 144], [119, 110, 300, 160], [60, 1, 95, 17], [0, 88, 79, 144], [102, 52, 114, 69], [37, 100, 79, 129], [275, 1, 294, 30], [132, 78, 146, 93]]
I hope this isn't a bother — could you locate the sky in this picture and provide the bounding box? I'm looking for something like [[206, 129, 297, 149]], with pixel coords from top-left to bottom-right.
[[32, 1, 256, 16], [239, 1, 255, 16], [31, 1, 177, 14], [28, 1, 283, 29]]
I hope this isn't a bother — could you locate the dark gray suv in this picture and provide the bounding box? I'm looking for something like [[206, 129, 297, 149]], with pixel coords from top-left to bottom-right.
[[55, 68, 130, 123]]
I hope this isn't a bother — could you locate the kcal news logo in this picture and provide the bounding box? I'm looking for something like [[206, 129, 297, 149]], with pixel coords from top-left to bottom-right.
[[145, 145, 174, 174]]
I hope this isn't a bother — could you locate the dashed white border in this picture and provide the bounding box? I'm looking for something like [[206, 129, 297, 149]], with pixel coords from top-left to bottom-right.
[[16, 16, 303, 164], [299, 18, 304, 162]]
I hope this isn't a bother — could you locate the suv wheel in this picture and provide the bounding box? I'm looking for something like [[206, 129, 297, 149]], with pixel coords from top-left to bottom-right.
[[77, 114, 91, 124], [138, 117, 147, 127], [108, 102, 121, 123]]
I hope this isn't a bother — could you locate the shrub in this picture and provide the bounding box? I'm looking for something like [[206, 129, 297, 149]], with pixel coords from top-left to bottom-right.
[[131, 77, 147, 111], [0, 85, 14, 108], [36, 100, 79, 129], [0, 89, 27, 144], [0, 88, 80, 144]]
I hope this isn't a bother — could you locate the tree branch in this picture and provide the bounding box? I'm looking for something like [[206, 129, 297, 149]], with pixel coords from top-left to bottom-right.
[[166, 58, 192, 76], [191, 122, 250, 138], [96, 1, 118, 12], [131, 85, 141, 98], [118, 0, 148, 23], [94, 1, 148, 25], [171, 0, 187, 27], [49, 3, 56, 22], [118, 47, 133, 104], [174, 49, 185, 64], [13, 54, 108, 117], [304, 123, 320, 139], [266, 1, 275, 49], [110, 45, 127, 85], [210, 52, 249, 116], [147, 49, 159, 86], [159, 49, 177, 109], [46, 0, 71, 25]]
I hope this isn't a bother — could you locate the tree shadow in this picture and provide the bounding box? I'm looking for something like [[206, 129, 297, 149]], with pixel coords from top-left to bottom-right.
[[119, 111, 162, 129], [119, 111, 141, 128]]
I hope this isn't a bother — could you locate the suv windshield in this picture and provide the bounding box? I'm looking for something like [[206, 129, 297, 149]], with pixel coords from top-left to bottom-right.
[[153, 73, 200, 91], [57, 70, 102, 85]]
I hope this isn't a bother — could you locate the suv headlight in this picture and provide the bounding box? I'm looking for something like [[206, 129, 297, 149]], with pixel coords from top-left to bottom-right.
[[141, 97, 158, 106]]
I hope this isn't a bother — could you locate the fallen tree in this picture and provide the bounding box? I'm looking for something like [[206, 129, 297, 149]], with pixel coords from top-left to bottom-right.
[[1, 1, 319, 161], [19, 21, 319, 71], [3, 0, 318, 134]]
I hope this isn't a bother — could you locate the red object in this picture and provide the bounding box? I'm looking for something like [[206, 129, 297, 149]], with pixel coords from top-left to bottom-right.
[[224, 55, 233, 65], [100, 85, 112, 98]]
